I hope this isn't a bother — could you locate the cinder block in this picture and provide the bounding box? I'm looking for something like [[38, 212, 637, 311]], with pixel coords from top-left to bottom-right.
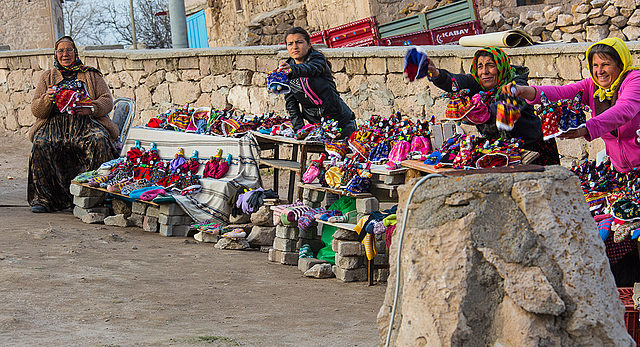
[[73, 195, 105, 209], [273, 236, 297, 252], [274, 249, 298, 265], [158, 213, 192, 226], [356, 197, 379, 214], [158, 203, 185, 216], [127, 213, 144, 228], [332, 228, 358, 240], [146, 206, 160, 218], [143, 216, 159, 232], [275, 225, 299, 240], [73, 206, 110, 219], [374, 253, 389, 266], [69, 183, 104, 197], [303, 189, 325, 203], [336, 240, 364, 257], [131, 201, 148, 215], [268, 248, 276, 262], [112, 199, 132, 216], [302, 199, 322, 208], [333, 265, 368, 282], [335, 254, 364, 270], [159, 224, 190, 237], [298, 257, 329, 272]]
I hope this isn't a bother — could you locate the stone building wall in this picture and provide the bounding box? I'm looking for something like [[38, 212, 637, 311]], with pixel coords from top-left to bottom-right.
[[4, 43, 640, 166], [0, 0, 64, 50]]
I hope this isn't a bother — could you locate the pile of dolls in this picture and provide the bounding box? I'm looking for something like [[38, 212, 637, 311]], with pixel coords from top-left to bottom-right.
[[73, 141, 233, 201], [571, 159, 640, 242], [535, 90, 588, 141], [423, 133, 525, 170]]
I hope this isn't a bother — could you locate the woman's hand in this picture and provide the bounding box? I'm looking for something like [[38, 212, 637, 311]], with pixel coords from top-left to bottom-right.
[[278, 61, 291, 74], [558, 127, 589, 139], [500, 82, 537, 101], [427, 60, 439, 79], [46, 87, 56, 102]]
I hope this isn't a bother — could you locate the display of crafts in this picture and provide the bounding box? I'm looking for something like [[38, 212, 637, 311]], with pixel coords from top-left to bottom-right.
[[536, 90, 588, 140], [571, 159, 640, 242], [422, 133, 524, 169], [73, 141, 234, 200]]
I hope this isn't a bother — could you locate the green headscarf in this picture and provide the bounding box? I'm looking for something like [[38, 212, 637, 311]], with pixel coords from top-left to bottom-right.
[[470, 46, 516, 92], [586, 37, 640, 101]]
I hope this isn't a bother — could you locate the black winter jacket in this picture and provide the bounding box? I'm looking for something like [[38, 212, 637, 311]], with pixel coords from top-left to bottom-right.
[[431, 65, 543, 148], [285, 49, 355, 133]]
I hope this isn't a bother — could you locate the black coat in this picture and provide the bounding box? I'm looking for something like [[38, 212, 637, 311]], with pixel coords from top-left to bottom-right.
[[431, 65, 543, 148], [285, 49, 355, 133]]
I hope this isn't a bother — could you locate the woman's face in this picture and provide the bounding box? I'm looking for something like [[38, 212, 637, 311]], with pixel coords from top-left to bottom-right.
[[592, 53, 622, 89], [476, 55, 499, 90], [56, 40, 76, 67], [286, 33, 310, 63]]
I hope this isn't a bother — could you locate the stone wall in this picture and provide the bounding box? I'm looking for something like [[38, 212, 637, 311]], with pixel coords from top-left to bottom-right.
[[0, 0, 64, 50], [482, 0, 640, 43], [4, 42, 640, 166]]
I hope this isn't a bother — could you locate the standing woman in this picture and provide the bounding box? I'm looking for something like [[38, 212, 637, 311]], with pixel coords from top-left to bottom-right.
[[278, 27, 357, 140], [28, 36, 119, 213]]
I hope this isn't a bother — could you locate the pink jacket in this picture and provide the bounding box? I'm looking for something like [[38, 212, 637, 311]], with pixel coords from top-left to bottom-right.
[[529, 70, 640, 173]]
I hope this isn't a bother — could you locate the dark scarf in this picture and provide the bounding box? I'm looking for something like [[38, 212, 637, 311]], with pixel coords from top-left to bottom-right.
[[54, 57, 102, 76], [593, 71, 628, 138]]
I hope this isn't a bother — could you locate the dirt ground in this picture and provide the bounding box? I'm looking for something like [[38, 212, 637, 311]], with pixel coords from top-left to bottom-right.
[[0, 131, 386, 346]]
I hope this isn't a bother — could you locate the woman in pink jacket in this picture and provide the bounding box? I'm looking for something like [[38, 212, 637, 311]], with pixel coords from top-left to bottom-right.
[[506, 37, 640, 173]]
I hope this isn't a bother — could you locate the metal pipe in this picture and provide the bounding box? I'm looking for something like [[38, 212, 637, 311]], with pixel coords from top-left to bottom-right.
[[129, 0, 137, 49], [168, 0, 189, 48]]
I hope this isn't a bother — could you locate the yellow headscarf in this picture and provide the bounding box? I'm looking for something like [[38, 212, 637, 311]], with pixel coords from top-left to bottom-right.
[[586, 37, 640, 101]]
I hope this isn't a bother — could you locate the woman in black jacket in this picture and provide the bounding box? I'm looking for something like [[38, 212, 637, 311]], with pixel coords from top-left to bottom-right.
[[427, 46, 560, 165], [278, 27, 356, 140]]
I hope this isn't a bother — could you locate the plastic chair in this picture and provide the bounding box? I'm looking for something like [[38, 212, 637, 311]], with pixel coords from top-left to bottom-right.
[[111, 97, 136, 145]]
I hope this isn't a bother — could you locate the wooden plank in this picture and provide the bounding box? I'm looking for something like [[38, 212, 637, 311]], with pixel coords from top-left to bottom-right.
[[250, 130, 324, 147], [315, 218, 357, 231], [400, 160, 544, 176], [259, 159, 301, 172], [400, 160, 455, 174], [297, 182, 372, 198], [71, 181, 160, 206]]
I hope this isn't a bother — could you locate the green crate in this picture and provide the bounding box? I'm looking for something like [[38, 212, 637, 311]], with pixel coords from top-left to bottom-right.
[[426, 0, 477, 29], [378, 13, 428, 39]]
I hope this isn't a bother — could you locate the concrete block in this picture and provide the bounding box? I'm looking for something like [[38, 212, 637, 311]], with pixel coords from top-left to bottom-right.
[[374, 253, 389, 266], [159, 224, 190, 237], [268, 248, 276, 262], [335, 254, 364, 269], [336, 240, 365, 257], [104, 214, 133, 227], [80, 212, 106, 224], [333, 265, 368, 282], [273, 236, 297, 252], [73, 206, 110, 219], [128, 213, 145, 228], [273, 249, 298, 265], [374, 268, 390, 282], [333, 228, 359, 240], [275, 225, 299, 240], [143, 216, 159, 232], [158, 213, 192, 226], [146, 206, 160, 218], [298, 257, 329, 272], [158, 203, 185, 216], [112, 199, 132, 216], [303, 189, 325, 203], [302, 200, 322, 208], [69, 183, 105, 197], [356, 197, 379, 214], [73, 195, 105, 209], [131, 201, 148, 215]]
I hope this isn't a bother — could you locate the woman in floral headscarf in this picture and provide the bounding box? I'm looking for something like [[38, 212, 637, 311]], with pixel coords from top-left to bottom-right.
[[508, 38, 640, 174], [28, 36, 118, 213], [426, 46, 560, 165]]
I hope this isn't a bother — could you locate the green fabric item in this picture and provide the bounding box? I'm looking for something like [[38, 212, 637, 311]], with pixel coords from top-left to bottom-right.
[[316, 196, 357, 264], [152, 195, 176, 203]]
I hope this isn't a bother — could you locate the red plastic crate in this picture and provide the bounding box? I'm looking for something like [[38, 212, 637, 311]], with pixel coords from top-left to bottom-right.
[[619, 287, 640, 344], [379, 29, 433, 46], [310, 30, 329, 46], [429, 20, 482, 45], [326, 17, 380, 48]]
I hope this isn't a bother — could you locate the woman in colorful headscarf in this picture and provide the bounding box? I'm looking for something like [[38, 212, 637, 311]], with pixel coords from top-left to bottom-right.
[[28, 36, 118, 213], [426, 46, 560, 165], [508, 38, 640, 174]]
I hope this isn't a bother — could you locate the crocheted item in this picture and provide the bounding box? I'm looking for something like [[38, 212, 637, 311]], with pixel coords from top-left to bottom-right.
[[495, 93, 522, 131], [464, 92, 491, 124], [73, 170, 99, 183], [598, 216, 615, 241], [272, 201, 303, 226], [299, 244, 314, 258], [298, 208, 326, 231], [444, 78, 471, 121], [267, 70, 291, 94], [120, 179, 151, 196], [403, 46, 431, 82], [87, 171, 116, 187]]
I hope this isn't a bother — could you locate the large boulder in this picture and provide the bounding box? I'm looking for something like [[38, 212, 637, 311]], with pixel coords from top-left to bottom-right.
[[378, 166, 633, 346]]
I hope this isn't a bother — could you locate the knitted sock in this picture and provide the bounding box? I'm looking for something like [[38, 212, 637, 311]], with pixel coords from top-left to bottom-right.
[[327, 214, 349, 223], [299, 244, 313, 258], [73, 170, 99, 183], [102, 170, 129, 188]]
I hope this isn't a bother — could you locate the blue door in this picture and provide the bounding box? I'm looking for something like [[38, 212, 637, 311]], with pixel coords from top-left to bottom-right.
[[187, 10, 209, 48]]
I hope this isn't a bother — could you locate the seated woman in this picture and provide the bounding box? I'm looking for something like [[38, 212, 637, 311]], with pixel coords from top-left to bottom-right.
[[277, 27, 357, 140], [507, 37, 640, 286], [28, 36, 119, 213], [425, 46, 560, 165]]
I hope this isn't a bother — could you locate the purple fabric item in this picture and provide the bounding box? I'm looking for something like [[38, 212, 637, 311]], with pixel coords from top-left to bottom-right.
[[298, 208, 326, 231], [242, 188, 263, 214], [169, 157, 187, 173], [139, 188, 167, 201], [529, 70, 640, 172]]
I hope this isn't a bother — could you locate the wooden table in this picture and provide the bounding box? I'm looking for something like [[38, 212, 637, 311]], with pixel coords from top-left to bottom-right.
[[401, 159, 545, 183], [251, 131, 325, 203]]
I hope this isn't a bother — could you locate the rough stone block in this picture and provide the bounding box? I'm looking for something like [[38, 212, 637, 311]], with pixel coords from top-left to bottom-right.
[[194, 230, 220, 242], [302, 200, 322, 208], [81, 212, 106, 224], [128, 213, 145, 228], [112, 199, 132, 217], [273, 236, 297, 252], [158, 203, 185, 216], [374, 268, 389, 282], [332, 265, 367, 282], [273, 249, 298, 265], [158, 213, 192, 226], [131, 201, 148, 215], [356, 197, 379, 214], [275, 225, 299, 240], [250, 205, 273, 226], [73, 206, 110, 219], [303, 189, 325, 203], [146, 205, 159, 218], [143, 216, 159, 232], [335, 254, 364, 270], [260, 246, 271, 253], [73, 195, 105, 209], [230, 213, 252, 224], [336, 240, 364, 257], [268, 248, 276, 262], [159, 224, 190, 237], [298, 257, 329, 272], [69, 183, 104, 197], [214, 237, 250, 250], [298, 226, 317, 239], [247, 225, 276, 247], [104, 214, 133, 227], [304, 263, 335, 278], [333, 228, 359, 240], [227, 223, 253, 234]]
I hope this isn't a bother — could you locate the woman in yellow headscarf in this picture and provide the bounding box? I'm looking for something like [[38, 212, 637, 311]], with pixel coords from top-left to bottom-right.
[[508, 38, 640, 173]]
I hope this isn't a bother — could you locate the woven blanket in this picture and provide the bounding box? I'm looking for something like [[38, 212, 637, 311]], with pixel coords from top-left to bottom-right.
[[122, 127, 262, 224]]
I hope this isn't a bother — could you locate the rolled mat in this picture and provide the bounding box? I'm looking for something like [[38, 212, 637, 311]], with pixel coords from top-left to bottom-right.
[[459, 29, 534, 48]]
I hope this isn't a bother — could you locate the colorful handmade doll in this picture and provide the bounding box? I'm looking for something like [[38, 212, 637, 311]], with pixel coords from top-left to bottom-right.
[[213, 154, 232, 179], [267, 69, 291, 94], [452, 136, 474, 169], [495, 93, 522, 131], [464, 91, 491, 125], [559, 89, 588, 132], [169, 148, 187, 173], [203, 149, 222, 178], [444, 78, 471, 121], [386, 136, 411, 170], [536, 92, 563, 140], [302, 153, 326, 184], [181, 150, 200, 175]]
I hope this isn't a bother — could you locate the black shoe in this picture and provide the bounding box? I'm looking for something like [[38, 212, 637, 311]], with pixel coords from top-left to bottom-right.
[[31, 205, 49, 213]]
